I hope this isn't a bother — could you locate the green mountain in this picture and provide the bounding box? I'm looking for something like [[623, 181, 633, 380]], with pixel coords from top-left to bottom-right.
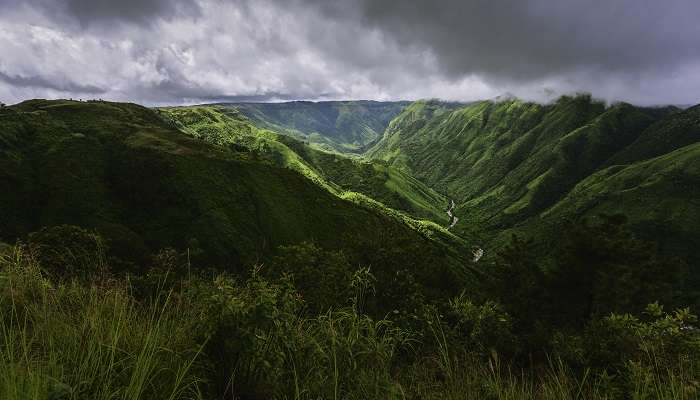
[[2, 96, 697, 300], [367, 95, 699, 263], [0, 100, 472, 294], [2, 97, 699, 399], [216, 100, 409, 152], [159, 105, 450, 223], [541, 141, 700, 258]]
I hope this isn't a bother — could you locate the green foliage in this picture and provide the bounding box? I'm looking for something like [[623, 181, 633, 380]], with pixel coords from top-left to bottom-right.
[[26, 225, 107, 278], [267, 242, 353, 312], [549, 215, 686, 326], [161, 105, 450, 223], [2, 232, 700, 399], [0, 245, 205, 400], [581, 303, 700, 371], [489, 234, 546, 335], [366, 96, 698, 273], [446, 294, 517, 356], [186, 271, 301, 398], [542, 141, 700, 274], [1, 95, 699, 399], [486, 215, 691, 365], [278, 134, 449, 222]]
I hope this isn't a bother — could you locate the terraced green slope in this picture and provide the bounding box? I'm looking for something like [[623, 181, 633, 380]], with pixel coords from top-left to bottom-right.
[[0, 100, 472, 291], [369, 96, 679, 226], [367, 95, 700, 267], [160, 105, 450, 223], [217, 100, 409, 152]]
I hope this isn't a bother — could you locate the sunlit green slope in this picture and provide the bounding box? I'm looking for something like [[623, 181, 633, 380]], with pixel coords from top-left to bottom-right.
[[542, 141, 700, 256], [368, 97, 679, 223], [368, 95, 700, 264], [160, 105, 450, 223], [0, 100, 472, 289]]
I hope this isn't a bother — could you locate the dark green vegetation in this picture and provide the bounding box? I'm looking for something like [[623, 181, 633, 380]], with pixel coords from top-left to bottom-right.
[[0, 100, 469, 298], [1, 96, 699, 399], [368, 96, 700, 264], [2, 219, 698, 399], [217, 100, 409, 152]]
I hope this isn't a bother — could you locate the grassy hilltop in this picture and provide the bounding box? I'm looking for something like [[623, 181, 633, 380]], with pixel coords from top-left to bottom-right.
[[159, 105, 450, 223]]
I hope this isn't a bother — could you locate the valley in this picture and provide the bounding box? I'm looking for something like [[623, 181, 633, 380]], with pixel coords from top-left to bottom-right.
[[1, 95, 698, 399], [446, 199, 458, 229]]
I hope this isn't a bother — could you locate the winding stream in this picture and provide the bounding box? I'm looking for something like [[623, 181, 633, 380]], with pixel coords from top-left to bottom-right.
[[446, 199, 459, 229], [445, 199, 485, 262]]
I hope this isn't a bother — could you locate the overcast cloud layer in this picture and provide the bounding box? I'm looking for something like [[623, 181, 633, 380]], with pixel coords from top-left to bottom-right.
[[0, 0, 699, 106]]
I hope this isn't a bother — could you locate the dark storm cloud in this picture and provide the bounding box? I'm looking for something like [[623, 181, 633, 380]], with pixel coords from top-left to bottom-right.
[[63, 0, 200, 25], [280, 0, 700, 82], [0, 0, 698, 105], [0, 0, 201, 26]]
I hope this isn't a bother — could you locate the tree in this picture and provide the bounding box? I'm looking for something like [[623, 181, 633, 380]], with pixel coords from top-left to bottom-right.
[[548, 214, 686, 327], [490, 234, 550, 353], [267, 242, 353, 312]]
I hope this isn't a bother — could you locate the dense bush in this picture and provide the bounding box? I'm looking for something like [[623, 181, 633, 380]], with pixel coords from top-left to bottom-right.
[[2, 217, 699, 399], [26, 224, 107, 278], [0, 245, 205, 400], [266, 242, 354, 312], [445, 294, 517, 357]]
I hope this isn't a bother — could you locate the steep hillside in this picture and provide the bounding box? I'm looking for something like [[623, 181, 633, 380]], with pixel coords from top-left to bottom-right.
[[160, 105, 450, 223], [542, 141, 700, 259], [0, 100, 473, 293], [606, 104, 700, 165], [367, 96, 686, 233], [2, 98, 698, 400], [217, 100, 409, 152]]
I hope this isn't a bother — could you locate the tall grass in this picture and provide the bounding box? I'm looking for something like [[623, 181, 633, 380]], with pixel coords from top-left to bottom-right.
[[1, 244, 697, 399], [0, 246, 204, 400], [402, 313, 699, 400], [281, 309, 408, 400], [401, 351, 698, 399]]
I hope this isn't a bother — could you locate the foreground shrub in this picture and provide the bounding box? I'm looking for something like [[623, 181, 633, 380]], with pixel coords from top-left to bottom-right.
[[0, 245, 204, 400], [1, 241, 698, 400], [187, 266, 409, 399], [582, 303, 700, 371], [26, 224, 107, 279], [445, 293, 517, 357]]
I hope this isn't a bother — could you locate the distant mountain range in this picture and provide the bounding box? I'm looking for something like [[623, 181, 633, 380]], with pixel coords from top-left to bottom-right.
[[1, 94, 698, 290], [213, 100, 409, 152]]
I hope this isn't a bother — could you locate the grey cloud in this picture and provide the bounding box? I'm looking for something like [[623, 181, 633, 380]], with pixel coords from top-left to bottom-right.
[[0, 0, 699, 106], [0, 0, 201, 27], [66, 0, 200, 25], [0, 71, 106, 94], [282, 0, 700, 82]]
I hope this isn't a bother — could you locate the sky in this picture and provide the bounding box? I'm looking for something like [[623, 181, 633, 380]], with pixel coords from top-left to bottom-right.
[[0, 0, 699, 106]]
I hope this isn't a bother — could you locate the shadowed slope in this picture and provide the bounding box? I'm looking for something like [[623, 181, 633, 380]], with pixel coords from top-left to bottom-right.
[[0, 100, 473, 293]]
